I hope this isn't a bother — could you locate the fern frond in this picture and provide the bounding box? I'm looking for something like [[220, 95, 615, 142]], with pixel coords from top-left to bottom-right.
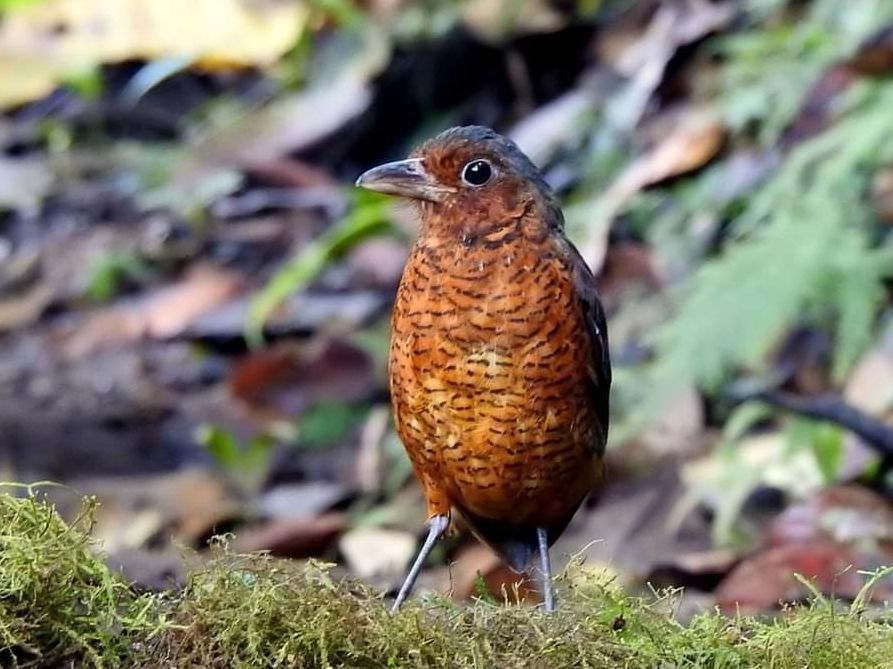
[[650, 81, 893, 392]]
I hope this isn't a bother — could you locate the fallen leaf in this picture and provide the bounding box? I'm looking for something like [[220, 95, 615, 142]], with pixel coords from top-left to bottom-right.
[[580, 107, 724, 269], [639, 382, 706, 460], [714, 539, 863, 613], [184, 290, 387, 341], [606, 108, 723, 204], [604, 1, 734, 131], [0, 282, 54, 332], [56, 468, 239, 550], [339, 527, 416, 581], [0, 156, 53, 212], [64, 265, 244, 356], [234, 513, 346, 559], [257, 482, 349, 520], [229, 339, 375, 420], [596, 241, 662, 306], [847, 23, 893, 76], [768, 486, 893, 551], [355, 405, 392, 494], [509, 88, 595, 168], [647, 549, 738, 593], [0, 0, 309, 108], [556, 467, 711, 580], [716, 485, 893, 613], [246, 158, 339, 189], [176, 79, 373, 190], [844, 336, 893, 416]]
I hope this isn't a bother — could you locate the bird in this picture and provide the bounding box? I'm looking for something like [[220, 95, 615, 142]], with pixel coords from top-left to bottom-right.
[[355, 126, 611, 613]]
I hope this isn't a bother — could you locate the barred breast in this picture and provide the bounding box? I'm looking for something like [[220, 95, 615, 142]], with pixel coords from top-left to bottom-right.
[[389, 228, 603, 528]]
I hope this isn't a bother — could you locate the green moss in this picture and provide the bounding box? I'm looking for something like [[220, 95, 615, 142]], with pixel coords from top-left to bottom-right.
[[0, 485, 163, 667], [1, 489, 892, 668]]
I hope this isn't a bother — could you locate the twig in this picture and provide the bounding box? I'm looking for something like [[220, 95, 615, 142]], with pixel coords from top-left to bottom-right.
[[746, 389, 893, 458]]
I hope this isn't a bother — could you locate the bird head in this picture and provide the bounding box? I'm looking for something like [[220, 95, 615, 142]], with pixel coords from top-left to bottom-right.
[[355, 126, 561, 241]]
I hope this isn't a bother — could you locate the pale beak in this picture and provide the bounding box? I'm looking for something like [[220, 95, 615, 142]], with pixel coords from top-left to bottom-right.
[[355, 158, 454, 202]]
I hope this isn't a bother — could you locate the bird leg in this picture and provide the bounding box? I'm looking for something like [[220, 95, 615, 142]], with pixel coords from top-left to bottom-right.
[[391, 513, 449, 613], [536, 527, 555, 613]]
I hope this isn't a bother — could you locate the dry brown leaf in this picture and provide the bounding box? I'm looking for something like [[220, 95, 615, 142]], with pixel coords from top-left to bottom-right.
[[580, 108, 724, 269], [597, 241, 662, 306], [0, 0, 309, 108], [65, 265, 244, 356], [844, 336, 893, 416], [605, 108, 724, 209], [714, 539, 863, 613], [67, 468, 239, 550], [450, 543, 539, 605], [715, 486, 893, 613], [168, 78, 374, 197], [234, 513, 346, 559], [355, 406, 391, 494], [769, 485, 893, 549], [847, 23, 893, 76], [0, 283, 54, 332], [228, 339, 375, 419]]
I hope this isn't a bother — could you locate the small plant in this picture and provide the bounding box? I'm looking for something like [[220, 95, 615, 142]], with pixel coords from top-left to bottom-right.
[[245, 189, 394, 346], [298, 401, 369, 450], [83, 252, 153, 302], [195, 424, 276, 496]]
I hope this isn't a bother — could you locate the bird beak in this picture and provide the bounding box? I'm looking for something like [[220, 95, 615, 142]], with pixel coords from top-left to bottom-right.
[[355, 158, 454, 202]]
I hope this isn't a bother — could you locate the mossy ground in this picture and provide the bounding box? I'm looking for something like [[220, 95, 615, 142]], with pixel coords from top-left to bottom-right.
[[2, 489, 893, 668]]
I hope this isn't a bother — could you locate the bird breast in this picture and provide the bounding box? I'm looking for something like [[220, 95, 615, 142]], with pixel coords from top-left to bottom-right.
[[389, 232, 601, 524]]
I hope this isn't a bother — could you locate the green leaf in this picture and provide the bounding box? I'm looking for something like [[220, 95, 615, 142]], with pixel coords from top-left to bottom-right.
[[812, 426, 844, 484], [785, 418, 843, 484], [61, 66, 103, 100], [245, 190, 393, 346], [723, 402, 774, 442], [195, 425, 276, 494], [245, 434, 276, 473], [298, 402, 368, 450], [83, 252, 152, 303], [0, 0, 47, 12], [196, 424, 241, 470]]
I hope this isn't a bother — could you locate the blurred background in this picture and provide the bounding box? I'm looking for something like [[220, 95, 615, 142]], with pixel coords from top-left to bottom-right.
[[2, 0, 893, 615]]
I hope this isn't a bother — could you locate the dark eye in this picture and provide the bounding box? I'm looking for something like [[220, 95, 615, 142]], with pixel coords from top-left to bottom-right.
[[461, 159, 492, 186]]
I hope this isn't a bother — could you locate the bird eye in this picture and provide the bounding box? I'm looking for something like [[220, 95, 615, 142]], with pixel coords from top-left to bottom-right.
[[461, 159, 492, 186]]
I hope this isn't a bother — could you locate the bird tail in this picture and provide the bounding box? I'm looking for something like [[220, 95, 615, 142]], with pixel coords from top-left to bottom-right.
[[458, 508, 577, 573]]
